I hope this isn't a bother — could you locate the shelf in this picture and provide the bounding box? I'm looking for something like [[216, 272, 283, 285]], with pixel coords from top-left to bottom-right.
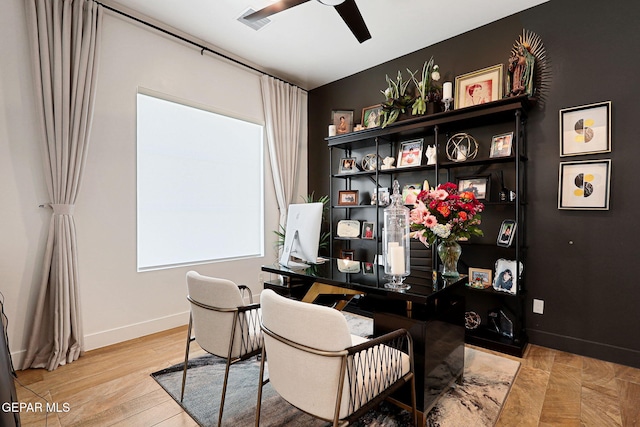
[[326, 95, 535, 148], [465, 327, 527, 357], [332, 204, 378, 209]]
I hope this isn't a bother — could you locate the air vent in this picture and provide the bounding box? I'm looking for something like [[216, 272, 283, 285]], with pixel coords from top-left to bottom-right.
[[238, 8, 271, 31]]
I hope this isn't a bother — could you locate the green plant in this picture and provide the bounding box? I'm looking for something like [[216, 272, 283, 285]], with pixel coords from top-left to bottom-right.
[[408, 56, 441, 116], [380, 71, 415, 128]]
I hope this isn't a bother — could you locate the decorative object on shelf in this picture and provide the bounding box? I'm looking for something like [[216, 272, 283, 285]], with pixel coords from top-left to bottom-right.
[[468, 268, 493, 289], [361, 222, 375, 239], [353, 124, 365, 131], [362, 262, 375, 275], [339, 157, 358, 173], [559, 101, 611, 157], [490, 132, 514, 158], [331, 109, 354, 134], [409, 182, 485, 277], [380, 156, 395, 170], [507, 29, 548, 102], [465, 311, 481, 330], [328, 124, 337, 136], [425, 145, 437, 165], [362, 104, 382, 128], [492, 258, 523, 295], [383, 181, 411, 291], [497, 220, 517, 247], [402, 183, 422, 205], [422, 179, 430, 192], [558, 159, 611, 210], [336, 220, 360, 238], [454, 64, 504, 109], [498, 171, 516, 202], [337, 259, 360, 273], [361, 153, 382, 171], [442, 81, 453, 112], [456, 175, 490, 201], [380, 71, 414, 128], [446, 133, 478, 162], [338, 190, 359, 206], [397, 138, 424, 168], [488, 308, 514, 339], [408, 56, 442, 116]]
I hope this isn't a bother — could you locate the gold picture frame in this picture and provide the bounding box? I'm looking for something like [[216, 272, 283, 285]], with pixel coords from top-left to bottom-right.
[[454, 64, 504, 109], [468, 268, 492, 289]]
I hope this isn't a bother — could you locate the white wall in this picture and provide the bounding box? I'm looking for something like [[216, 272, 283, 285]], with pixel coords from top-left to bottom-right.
[[0, 1, 307, 365]]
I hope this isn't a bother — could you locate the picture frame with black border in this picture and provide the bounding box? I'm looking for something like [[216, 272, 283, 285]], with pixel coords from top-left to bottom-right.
[[490, 132, 514, 158], [397, 139, 423, 168], [456, 175, 490, 200], [363, 262, 375, 275], [338, 190, 359, 206], [340, 249, 355, 260], [339, 157, 358, 174], [497, 219, 517, 247], [361, 222, 375, 239], [468, 267, 493, 289], [558, 159, 611, 210], [331, 109, 354, 135], [559, 101, 611, 157]]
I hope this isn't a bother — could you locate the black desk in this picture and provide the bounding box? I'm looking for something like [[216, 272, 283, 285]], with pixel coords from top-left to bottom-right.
[[261, 260, 466, 419]]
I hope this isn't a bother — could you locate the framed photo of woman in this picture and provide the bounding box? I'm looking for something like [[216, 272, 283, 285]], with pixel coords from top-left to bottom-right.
[[497, 219, 517, 247], [492, 258, 522, 295], [331, 110, 354, 135]]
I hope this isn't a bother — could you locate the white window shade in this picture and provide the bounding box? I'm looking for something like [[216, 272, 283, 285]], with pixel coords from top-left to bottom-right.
[[136, 91, 264, 271]]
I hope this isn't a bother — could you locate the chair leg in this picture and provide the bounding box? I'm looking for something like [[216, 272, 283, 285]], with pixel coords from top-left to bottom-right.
[[255, 347, 267, 427], [180, 316, 194, 402], [410, 374, 418, 427], [217, 357, 234, 427]]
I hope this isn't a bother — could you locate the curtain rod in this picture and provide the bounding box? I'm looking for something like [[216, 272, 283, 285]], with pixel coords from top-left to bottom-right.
[[94, 1, 305, 91]]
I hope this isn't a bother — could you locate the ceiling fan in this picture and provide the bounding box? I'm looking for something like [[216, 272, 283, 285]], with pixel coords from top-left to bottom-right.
[[245, 0, 371, 43]]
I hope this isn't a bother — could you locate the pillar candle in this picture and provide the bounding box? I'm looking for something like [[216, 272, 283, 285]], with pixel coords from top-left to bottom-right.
[[389, 244, 405, 275], [443, 82, 453, 100], [328, 125, 337, 136]]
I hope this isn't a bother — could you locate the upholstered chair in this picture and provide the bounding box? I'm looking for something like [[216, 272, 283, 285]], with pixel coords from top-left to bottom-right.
[[256, 289, 416, 427], [181, 271, 262, 427]]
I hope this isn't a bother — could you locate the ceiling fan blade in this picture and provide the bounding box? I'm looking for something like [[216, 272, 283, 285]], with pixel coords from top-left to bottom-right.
[[244, 0, 311, 21], [334, 0, 371, 43]]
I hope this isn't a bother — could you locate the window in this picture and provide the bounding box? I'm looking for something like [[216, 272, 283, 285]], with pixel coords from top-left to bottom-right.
[[136, 91, 264, 271]]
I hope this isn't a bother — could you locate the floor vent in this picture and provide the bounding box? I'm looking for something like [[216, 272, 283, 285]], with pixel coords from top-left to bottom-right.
[[237, 8, 271, 31]]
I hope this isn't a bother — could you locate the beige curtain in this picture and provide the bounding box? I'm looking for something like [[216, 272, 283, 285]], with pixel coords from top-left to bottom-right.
[[22, 0, 102, 371], [260, 75, 305, 228]]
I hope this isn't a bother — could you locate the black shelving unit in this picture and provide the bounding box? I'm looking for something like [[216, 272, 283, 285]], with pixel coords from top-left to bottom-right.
[[327, 95, 534, 356]]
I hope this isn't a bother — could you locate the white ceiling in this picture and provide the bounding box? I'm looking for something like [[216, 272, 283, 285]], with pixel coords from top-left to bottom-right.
[[108, 0, 548, 90]]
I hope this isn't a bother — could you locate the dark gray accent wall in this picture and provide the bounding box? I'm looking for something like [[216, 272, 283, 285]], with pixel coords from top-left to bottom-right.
[[308, 0, 640, 368]]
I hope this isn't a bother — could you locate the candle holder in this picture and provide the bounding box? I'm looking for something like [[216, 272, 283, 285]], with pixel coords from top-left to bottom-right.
[[383, 180, 411, 291], [443, 97, 454, 112]]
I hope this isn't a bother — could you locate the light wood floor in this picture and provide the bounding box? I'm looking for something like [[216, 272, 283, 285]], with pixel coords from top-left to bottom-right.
[[13, 326, 640, 426]]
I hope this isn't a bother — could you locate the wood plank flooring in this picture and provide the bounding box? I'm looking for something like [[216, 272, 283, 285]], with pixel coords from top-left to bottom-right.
[[13, 326, 640, 426]]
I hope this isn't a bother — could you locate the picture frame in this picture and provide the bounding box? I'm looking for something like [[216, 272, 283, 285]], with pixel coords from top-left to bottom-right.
[[559, 101, 611, 157], [454, 64, 504, 109], [339, 157, 358, 174], [331, 109, 354, 135], [397, 139, 424, 168], [340, 249, 355, 260], [468, 268, 492, 289], [493, 258, 522, 295], [497, 219, 517, 247], [338, 190, 359, 206], [402, 183, 422, 205], [361, 222, 375, 239], [361, 104, 382, 129], [456, 175, 491, 200], [374, 187, 390, 206], [363, 262, 375, 275], [490, 132, 514, 158], [558, 159, 611, 210]]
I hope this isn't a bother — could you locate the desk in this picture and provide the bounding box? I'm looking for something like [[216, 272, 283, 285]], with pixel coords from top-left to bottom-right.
[[261, 259, 466, 420]]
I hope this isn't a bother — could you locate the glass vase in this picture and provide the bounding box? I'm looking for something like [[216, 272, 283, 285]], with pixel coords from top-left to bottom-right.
[[437, 240, 461, 277], [383, 180, 411, 291]]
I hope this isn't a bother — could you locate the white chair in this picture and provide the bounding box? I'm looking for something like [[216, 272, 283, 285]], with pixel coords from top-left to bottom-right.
[[181, 271, 262, 427], [256, 289, 417, 427]]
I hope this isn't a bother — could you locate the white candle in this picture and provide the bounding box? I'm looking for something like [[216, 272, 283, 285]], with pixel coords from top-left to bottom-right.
[[389, 245, 405, 275], [328, 125, 337, 136], [443, 82, 453, 100]]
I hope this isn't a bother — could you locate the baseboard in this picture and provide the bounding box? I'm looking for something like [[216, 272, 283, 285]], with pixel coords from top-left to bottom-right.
[[84, 311, 190, 351], [11, 312, 190, 369], [528, 328, 640, 369]]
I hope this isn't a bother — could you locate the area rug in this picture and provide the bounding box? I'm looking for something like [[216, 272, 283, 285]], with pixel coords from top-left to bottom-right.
[[152, 314, 519, 426]]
